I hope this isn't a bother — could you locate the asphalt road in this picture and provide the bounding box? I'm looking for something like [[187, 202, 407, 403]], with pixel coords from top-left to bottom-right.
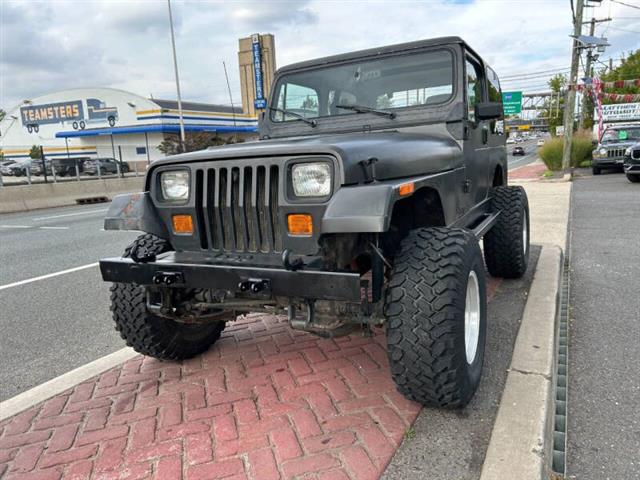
[[566, 171, 640, 479], [0, 147, 539, 402], [0, 204, 138, 400]]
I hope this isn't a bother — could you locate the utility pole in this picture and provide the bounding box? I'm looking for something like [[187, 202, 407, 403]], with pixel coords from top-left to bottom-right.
[[167, 0, 186, 152], [562, 0, 584, 173], [580, 17, 611, 129]]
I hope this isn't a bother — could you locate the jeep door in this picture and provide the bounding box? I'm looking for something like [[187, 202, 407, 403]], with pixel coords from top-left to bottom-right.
[[462, 54, 492, 207]]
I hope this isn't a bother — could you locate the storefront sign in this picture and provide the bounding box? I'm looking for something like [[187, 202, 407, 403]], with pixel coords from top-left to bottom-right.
[[20, 100, 84, 125], [601, 102, 640, 122]]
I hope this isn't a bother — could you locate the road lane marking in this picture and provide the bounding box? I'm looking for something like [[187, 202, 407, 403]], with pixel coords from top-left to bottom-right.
[[33, 208, 108, 221], [0, 262, 99, 291], [0, 225, 70, 230]]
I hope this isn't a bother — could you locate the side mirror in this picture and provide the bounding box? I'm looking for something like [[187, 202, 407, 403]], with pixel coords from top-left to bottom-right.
[[475, 102, 503, 120]]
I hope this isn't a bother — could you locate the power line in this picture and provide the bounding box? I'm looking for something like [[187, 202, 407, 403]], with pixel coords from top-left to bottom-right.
[[605, 25, 640, 33], [501, 66, 572, 79], [610, 0, 640, 10]]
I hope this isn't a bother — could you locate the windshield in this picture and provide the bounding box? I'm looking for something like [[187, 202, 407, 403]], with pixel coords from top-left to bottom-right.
[[270, 49, 454, 123], [601, 127, 640, 143]]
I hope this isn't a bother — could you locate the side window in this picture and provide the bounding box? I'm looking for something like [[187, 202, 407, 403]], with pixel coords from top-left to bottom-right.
[[274, 83, 319, 120], [465, 58, 484, 122], [486, 66, 504, 135]]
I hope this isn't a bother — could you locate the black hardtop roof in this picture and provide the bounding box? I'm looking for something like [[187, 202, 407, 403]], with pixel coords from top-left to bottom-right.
[[276, 36, 477, 74]]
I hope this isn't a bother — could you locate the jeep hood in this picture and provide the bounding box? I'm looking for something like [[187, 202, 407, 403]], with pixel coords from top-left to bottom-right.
[[154, 131, 463, 184]]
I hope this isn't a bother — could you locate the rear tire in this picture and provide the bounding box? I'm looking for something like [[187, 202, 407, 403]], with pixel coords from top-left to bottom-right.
[[110, 233, 225, 360], [484, 186, 530, 279], [385, 228, 487, 408], [626, 174, 640, 183], [592, 166, 601, 175]]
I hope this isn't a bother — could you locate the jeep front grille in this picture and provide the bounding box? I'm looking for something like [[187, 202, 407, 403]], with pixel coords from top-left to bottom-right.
[[607, 149, 625, 158], [193, 165, 283, 253]]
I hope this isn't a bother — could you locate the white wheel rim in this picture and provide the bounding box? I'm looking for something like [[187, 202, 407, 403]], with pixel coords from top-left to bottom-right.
[[465, 270, 481, 364], [522, 209, 528, 256]]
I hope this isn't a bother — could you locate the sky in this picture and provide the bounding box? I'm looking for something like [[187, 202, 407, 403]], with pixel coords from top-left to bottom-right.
[[1, 0, 639, 111]]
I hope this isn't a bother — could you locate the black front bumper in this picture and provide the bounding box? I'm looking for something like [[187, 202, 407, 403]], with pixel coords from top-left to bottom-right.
[[100, 252, 361, 302]]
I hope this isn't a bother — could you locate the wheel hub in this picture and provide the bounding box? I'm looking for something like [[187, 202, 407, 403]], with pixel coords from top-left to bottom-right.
[[464, 270, 480, 364]]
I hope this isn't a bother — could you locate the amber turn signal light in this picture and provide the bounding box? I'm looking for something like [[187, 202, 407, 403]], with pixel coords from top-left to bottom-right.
[[172, 214, 194, 234], [398, 182, 415, 197], [287, 214, 313, 236]]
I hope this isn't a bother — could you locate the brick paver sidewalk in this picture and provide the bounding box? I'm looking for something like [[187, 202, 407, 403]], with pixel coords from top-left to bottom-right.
[[1, 278, 499, 480], [509, 162, 547, 180]]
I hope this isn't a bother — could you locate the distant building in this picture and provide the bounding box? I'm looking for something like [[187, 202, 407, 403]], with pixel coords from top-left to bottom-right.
[[0, 87, 258, 168]]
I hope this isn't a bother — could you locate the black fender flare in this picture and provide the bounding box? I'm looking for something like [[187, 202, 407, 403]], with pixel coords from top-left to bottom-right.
[[103, 192, 169, 239], [321, 169, 462, 233]]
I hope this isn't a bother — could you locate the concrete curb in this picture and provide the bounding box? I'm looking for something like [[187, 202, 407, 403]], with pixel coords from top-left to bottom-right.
[[480, 244, 563, 480], [0, 347, 138, 421]]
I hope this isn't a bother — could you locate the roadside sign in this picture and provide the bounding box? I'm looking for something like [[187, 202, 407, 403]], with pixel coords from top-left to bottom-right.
[[556, 125, 565, 136], [502, 91, 522, 115], [252, 34, 266, 110], [600, 102, 640, 122]]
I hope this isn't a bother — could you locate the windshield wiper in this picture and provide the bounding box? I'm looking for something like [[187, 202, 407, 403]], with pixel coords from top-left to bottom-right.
[[335, 104, 396, 119], [268, 107, 317, 127]]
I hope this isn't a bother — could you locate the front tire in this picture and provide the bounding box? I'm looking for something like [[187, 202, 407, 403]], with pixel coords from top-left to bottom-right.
[[110, 233, 225, 360], [626, 173, 640, 183], [592, 166, 601, 175], [484, 186, 530, 279], [385, 228, 487, 408]]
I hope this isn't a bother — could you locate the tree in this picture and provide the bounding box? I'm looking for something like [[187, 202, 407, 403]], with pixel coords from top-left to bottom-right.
[[158, 132, 243, 156], [541, 74, 567, 136], [29, 145, 42, 159], [599, 49, 640, 104]]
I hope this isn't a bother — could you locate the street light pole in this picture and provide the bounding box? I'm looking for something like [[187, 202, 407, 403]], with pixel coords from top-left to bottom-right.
[[561, 0, 585, 173], [167, 0, 186, 152]]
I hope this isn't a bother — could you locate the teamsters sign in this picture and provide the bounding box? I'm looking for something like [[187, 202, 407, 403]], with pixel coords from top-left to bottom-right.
[[20, 100, 84, 125]]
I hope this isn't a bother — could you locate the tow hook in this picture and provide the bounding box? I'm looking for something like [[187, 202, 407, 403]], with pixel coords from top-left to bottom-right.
[[238, 278, 271, 294], [152, 271, 184, 286]]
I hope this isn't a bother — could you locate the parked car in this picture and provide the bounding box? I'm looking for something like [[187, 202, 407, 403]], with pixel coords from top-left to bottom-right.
[[100, 36, 530, 409], [513, 146, 525, 156], [83, 158, 130, 175], [54, 157, 90, 176], [6, 160, 32, 176], [0, 160, 17, 176], [591, 124, 640, 175], [537, 139, 545, 147], [624, 143, 640, 183], [31, 159, 55, 176]]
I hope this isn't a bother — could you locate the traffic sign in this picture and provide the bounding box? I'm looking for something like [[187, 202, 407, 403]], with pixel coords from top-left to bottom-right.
[[502, 91, 522, 115]]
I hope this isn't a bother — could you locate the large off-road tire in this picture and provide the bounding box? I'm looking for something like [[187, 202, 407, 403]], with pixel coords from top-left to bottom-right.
[[592, 166, 601, 175], [385, 228, 487, 408], [483, 186, 530, 279], [626, 173, 640, 183], [110, 233, 225, 360]]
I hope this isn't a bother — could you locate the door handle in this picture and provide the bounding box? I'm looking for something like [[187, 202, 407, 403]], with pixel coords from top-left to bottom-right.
[[482, 126, 489, 144]]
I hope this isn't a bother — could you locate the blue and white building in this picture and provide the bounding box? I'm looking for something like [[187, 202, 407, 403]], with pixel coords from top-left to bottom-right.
[[0, 87, 258, 166]]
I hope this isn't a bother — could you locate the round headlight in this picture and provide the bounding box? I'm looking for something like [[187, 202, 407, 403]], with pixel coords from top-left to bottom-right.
[[598, 148, 607, 156], [292, 163, 331, 197], [160, 170, 190, 201]]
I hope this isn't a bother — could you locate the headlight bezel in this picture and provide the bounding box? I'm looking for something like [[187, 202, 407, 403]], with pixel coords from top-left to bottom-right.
[[157, 168, 191, 204], [287, 159, 334, 202]]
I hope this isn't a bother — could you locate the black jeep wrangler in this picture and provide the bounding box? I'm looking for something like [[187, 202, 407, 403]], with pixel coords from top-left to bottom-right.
[[100, 37, 529, 408]]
